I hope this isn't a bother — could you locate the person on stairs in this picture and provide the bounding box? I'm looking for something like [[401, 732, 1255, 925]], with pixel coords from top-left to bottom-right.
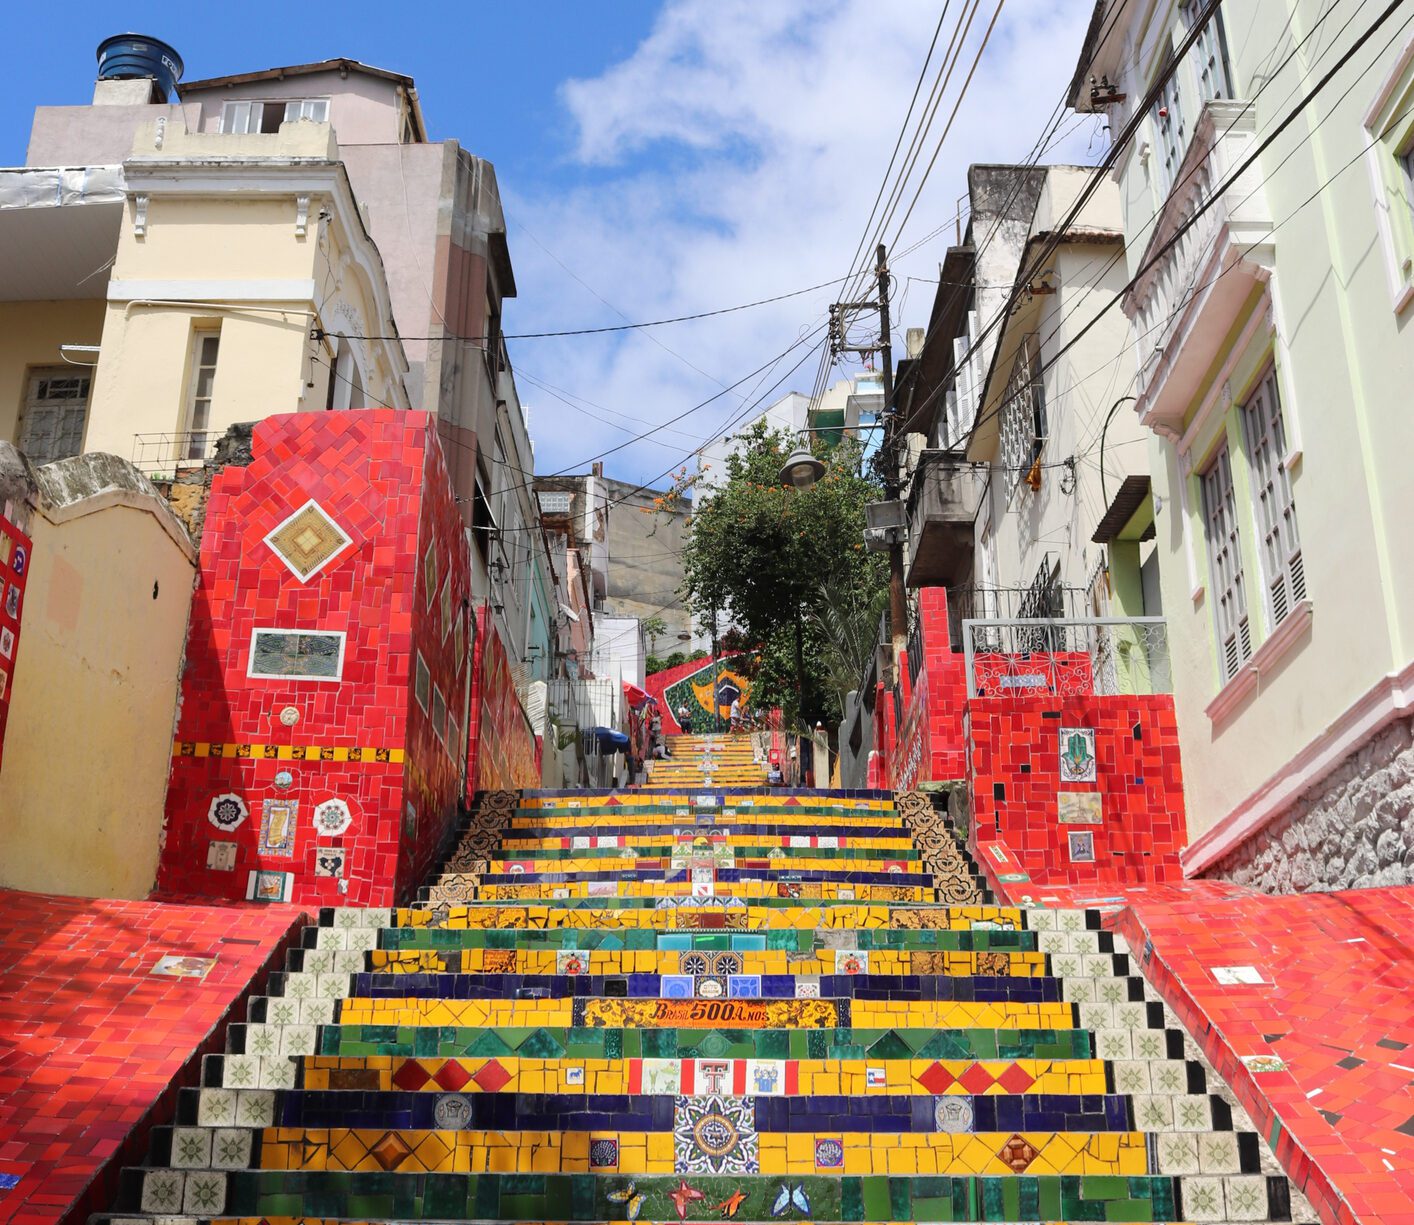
[[677, 703, 694, 734]]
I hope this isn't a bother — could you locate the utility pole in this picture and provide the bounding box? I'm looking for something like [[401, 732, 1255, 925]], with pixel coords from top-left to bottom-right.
[[830, 243, 907, 684], [875, 243, 907, 682]]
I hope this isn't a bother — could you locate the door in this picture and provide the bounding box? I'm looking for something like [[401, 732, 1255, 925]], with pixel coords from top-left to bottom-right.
[[19, 367, 91, 464]]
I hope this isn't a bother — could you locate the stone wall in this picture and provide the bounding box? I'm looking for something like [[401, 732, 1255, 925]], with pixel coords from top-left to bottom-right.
[[1208, 713, 1414, 892]]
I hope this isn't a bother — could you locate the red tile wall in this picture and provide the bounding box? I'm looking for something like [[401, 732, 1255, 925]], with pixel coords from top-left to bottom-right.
[[468, 604, 540, 793], [0, 514, 31, 774], [967, 693, 1188, 889], [157, 410, 468, 908], [398, 425, 472, 895]]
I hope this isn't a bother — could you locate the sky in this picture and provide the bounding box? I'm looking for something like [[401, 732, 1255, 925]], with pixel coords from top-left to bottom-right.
[[3, 0, 1104, 486]]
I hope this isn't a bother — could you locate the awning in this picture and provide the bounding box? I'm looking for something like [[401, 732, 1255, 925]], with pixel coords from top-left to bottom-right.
[[591, 726, 630, 750], [1091, 474, 1154, 543], [622, 681, 656, 709]]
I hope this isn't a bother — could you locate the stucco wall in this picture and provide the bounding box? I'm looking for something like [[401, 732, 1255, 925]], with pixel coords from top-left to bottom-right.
[[0, 452, 195, 900], [0, 300, 107, 446]]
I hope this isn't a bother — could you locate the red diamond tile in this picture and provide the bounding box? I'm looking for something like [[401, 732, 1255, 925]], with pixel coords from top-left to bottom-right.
[[956, 1062, 997, 1095], [391, 1060, 432, 1091], [914, 1062, 958, 1094], [432, 1060, 473, 1091], [471, 1057, 512, 1092], [995, 1064, 1036, 1094]]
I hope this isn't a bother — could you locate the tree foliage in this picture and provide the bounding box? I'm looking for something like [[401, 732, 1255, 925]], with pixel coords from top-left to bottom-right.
[[681, 420, 887, 727]]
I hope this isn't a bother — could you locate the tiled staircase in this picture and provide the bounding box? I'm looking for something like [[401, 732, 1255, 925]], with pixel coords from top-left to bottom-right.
[[103, 785, 1316, 1224], [647, 732, 769, 788]]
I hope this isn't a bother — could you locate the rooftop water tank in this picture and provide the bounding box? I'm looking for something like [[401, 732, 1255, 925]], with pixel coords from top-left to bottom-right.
[[96, 34, 184, 100]]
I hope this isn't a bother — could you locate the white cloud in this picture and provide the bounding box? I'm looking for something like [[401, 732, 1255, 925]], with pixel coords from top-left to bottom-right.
[[506, 0, 1102, 484]]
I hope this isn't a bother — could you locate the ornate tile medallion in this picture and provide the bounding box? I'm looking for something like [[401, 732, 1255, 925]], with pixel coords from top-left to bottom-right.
[[1058, 727, 1098, 782], [264, 500, 352, 581], [208, 793, 248, 832], [673, 1095, 758, 1174]]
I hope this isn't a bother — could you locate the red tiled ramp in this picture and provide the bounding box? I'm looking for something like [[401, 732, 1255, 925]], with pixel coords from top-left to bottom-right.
[[0, 890, 305, 1225], [1111, 883, 1414, 1225]]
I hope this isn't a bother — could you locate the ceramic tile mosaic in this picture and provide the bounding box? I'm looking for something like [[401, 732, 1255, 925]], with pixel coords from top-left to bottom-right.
[[85, 774, 1351, 1225], [0, 510, 31, 773], [157, 411, 472, 908], [0, 889, 303, 1225]]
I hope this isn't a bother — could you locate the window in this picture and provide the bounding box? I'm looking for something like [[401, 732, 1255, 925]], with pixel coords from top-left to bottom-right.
[[248, 628, 346, 681], [998, 333, 1046, 498], [221, 99, 326, 133], [325, 341, 364, 411], [185, 330, 220, 459], [1152, 67, 1187, 195], [1181, 0, 1233, 104], [1201, 442, 1252, 682], [1242, 365, 1304, 627], [1401, 136, 1414, 223], [283, 99, 329, 123], [471, 465, 496, 565], [19, 368, 90, 464]]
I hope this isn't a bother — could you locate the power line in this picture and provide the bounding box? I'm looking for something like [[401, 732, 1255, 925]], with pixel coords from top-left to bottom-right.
[[316, 275, 850, 344], [955, 0, 1413, 465]]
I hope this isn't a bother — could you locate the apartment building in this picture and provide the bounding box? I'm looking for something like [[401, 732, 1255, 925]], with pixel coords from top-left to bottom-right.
[[1071, 0, 1414, 888]]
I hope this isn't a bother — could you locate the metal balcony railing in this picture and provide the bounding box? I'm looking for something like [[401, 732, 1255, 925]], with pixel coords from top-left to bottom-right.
[[131, 430, 222, 477], [961, 616, 1171, 699]]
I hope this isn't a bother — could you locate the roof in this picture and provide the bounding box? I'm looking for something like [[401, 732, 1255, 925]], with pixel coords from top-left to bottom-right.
[[1067, 1, 1110, 112], [178, 57, 414, 92], [178, 58, 427, 141]]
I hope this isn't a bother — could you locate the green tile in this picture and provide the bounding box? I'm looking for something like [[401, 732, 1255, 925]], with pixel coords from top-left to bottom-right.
[[862, 1176, 892, 1221]]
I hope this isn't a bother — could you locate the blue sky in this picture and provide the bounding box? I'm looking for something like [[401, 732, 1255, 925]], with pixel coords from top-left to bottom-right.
[[4, 1, 1101, 484]]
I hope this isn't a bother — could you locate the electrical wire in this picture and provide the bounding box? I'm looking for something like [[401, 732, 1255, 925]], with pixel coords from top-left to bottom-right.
[[317, 274, 851, 344], [958, 4, 1414, 468]]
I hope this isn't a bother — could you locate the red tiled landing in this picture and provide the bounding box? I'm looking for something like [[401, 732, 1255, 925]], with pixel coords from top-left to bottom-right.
[[0, 889, 305, 1225], [1003, 880, 1414, 1225]]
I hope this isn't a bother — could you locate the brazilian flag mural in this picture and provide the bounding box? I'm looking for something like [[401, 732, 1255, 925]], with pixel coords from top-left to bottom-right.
[[656, 653, 755, 732]]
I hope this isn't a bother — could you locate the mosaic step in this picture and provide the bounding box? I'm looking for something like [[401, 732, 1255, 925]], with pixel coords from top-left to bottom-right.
[[114, 1168, 1300, 1220], [104, 787, 1315, 1224]]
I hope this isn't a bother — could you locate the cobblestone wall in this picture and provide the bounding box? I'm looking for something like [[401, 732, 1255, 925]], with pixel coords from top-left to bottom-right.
[[1208, 714, 1414, 891]]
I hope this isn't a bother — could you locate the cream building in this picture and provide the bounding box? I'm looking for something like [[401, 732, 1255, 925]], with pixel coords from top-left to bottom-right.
[[3, 85, 408, 472], [964, 165, 1154, 623], [1071, 0, 1414, 889]]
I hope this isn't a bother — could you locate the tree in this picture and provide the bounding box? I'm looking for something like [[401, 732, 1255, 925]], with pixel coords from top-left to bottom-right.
[[681, 419, 887, 727], [641, 615, 668, 656]]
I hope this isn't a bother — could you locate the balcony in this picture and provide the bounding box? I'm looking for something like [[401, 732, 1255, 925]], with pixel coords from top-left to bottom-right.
[[904, 449, 986, 587], [1124, 100, 1274, 437]]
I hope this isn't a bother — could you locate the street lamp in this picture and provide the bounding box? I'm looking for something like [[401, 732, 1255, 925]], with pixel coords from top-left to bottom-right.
[[778, 444, 825, 490]]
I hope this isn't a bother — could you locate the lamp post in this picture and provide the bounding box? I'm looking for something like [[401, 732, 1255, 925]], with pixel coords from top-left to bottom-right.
[[778, 443, 825, 490], [778, 440, 822, 750]]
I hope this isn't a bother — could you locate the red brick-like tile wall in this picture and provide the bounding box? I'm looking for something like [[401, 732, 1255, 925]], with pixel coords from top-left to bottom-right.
[[893, 587, 967, 788], [966, 694, 1187, 889], [468, 604, 540, 793], [0, 513, 31, 774], [398, 426, 472, 895], [158, 410, 468, 908]]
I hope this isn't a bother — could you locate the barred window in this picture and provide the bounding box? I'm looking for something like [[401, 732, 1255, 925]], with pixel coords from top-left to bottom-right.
[[999, 333, 1046, 499], [1242, 364, 1304, 627], [1201, 441, 1252, 682]]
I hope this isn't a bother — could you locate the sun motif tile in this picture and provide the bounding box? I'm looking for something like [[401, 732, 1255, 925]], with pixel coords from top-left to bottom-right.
[[673, 1095, 758, 1174], [264, 499, 353, 581]]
